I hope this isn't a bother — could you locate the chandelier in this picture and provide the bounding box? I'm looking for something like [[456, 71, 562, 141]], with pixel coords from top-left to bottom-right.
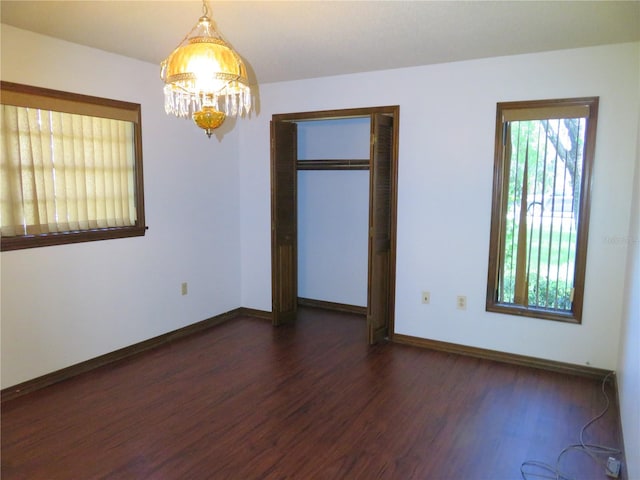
[[160, 1, 253, 138]]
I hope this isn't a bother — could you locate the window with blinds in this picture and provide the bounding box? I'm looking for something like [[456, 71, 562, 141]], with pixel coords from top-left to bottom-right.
[[486, 97, 599, 323], [0, 82, 145, 251]]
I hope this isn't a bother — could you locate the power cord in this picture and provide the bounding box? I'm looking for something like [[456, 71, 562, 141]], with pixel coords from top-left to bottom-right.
[[520, 371, 622, 480]]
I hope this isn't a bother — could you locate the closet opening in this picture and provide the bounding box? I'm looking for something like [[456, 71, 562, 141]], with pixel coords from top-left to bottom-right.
[[270, 106, 399, 344]]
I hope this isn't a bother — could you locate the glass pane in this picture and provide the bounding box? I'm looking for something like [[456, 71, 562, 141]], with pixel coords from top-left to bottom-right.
[[499, 117, 586, 311]]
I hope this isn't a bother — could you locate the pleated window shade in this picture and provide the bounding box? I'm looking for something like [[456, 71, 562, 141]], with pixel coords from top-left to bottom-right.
[[0, 82, 145, 250]]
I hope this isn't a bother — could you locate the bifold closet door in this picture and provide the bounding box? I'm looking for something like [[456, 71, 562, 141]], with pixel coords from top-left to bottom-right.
[[270, 120, 297, 326], [367, 114, 393, 344]]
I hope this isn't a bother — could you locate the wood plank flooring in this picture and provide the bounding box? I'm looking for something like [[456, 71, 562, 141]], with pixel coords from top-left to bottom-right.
[[1, 307, 624, 479]]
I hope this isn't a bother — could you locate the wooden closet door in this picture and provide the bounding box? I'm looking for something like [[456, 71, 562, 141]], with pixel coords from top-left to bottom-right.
[[367, 114, 393, 344], [270, 120, 298, 326]]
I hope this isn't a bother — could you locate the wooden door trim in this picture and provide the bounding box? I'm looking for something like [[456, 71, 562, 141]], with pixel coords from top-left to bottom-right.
[[386, 107, 400, 340], [273, 106, 396, 123], [270, 106, 399, 338]]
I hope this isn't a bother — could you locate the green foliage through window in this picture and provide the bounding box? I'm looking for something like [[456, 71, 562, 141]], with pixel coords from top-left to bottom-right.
[[487, 98, 598, 323]]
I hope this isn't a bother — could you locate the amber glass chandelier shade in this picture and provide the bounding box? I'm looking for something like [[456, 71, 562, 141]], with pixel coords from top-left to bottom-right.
[[162, 39, 248, 90], [192, 106, 226, 138], [160, 5, 253, 136]]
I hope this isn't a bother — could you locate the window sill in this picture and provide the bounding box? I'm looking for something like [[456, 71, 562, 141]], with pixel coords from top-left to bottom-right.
[[486, 302, 580, 324], [1, 225, 147, 252]]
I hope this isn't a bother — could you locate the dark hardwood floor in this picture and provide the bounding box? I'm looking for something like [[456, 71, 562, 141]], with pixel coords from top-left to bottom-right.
[[1, 307, 624, 479]]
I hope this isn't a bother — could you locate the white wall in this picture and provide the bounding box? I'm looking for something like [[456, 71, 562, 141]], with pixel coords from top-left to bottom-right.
[[297, 118, 369, 306], [0, 26, 242, 388], [616, 111, 640, 479], [239, 42, 640, 370]]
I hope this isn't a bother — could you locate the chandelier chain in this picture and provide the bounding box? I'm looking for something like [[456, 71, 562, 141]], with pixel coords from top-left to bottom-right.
[[167, 1, 212, 54]]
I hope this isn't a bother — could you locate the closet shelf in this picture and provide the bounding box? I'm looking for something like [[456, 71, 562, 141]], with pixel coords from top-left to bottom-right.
[[296, 159, 369, 170]]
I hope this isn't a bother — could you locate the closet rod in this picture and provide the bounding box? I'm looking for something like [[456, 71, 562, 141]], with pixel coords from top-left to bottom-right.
[[297, 159, 369, 171]]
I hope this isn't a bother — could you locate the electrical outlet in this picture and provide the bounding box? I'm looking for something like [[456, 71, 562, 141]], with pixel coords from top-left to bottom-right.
[[456, 295, 467, 310], [422, 291, 430, 304], [606, 457, 621, 478], [181, 282, 188, 296]]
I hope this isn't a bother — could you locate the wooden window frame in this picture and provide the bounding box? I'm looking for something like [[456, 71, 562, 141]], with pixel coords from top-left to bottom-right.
[[0, 82, 146, 251], [486, 97, 599, 324]]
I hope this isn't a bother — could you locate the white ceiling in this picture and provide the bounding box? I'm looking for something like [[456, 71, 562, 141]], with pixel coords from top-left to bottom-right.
[[1, 1, 639, 85]]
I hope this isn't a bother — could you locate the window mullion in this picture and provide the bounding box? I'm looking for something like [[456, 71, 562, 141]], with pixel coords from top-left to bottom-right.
[[497, 123, 513, 302], [535, 121, 550, 308], [514, 141, 530, 306]]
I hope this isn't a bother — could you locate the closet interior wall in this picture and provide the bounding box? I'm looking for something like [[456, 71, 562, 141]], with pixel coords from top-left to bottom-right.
[[296, 117, 371, 308]]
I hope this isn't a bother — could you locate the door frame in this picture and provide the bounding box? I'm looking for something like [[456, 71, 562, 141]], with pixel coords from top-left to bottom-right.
[[270, 106, 400, 341]]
